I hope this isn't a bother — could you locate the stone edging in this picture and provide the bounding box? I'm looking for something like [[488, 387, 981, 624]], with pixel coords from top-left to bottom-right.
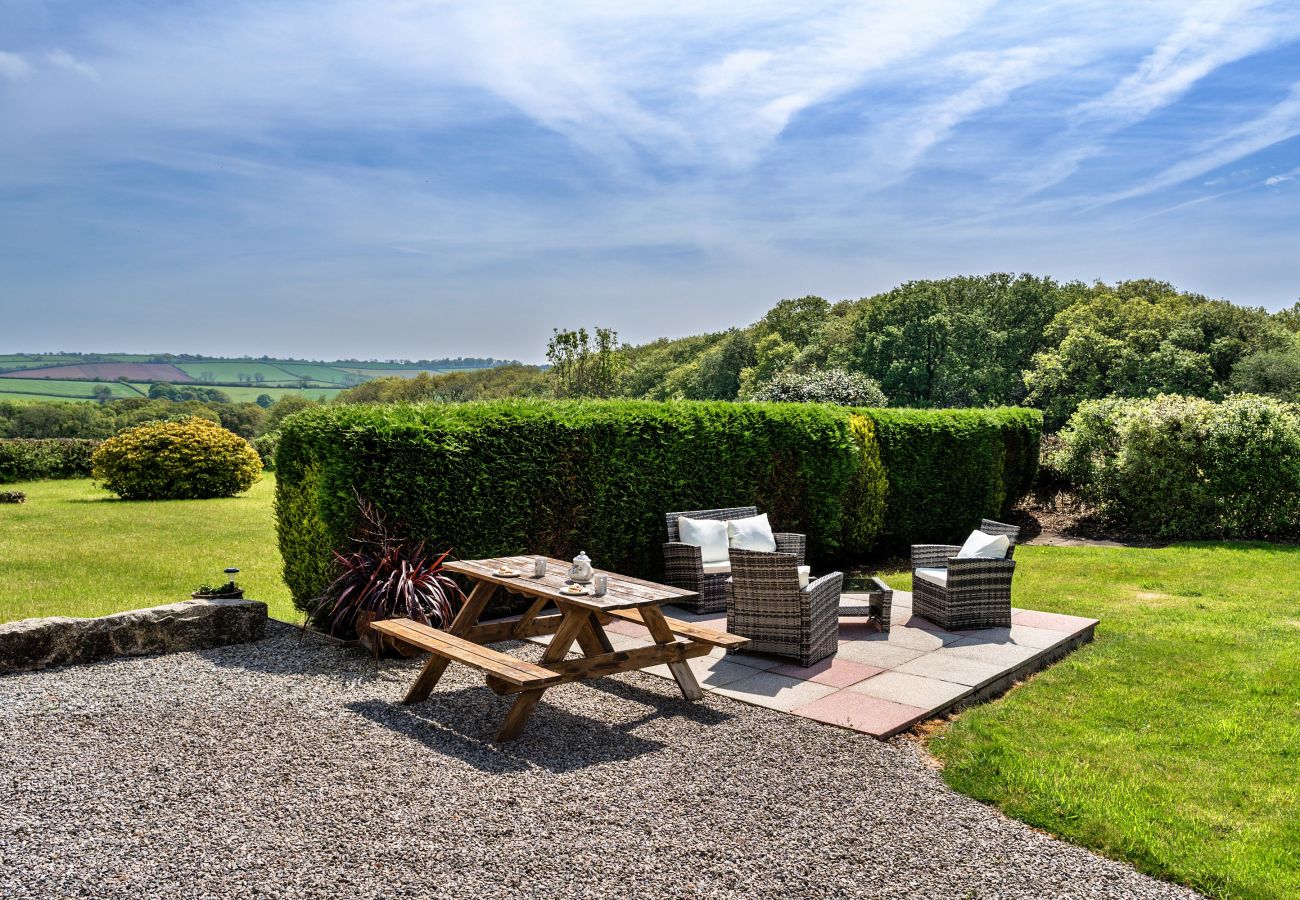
[[0, 598, 267, 675]]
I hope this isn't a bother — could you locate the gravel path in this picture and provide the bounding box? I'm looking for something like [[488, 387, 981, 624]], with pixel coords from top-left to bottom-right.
[[0, 624, 1198, 900]]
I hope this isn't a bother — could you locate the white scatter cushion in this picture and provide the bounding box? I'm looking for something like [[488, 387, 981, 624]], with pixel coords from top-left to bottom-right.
[[798, 565, 811, 588], [956, 530, 1010, 560], [678, 516, 730, 564], [701, 560, 731, 575], [914, 567, 948, 587], [726, 513, 777, 553]]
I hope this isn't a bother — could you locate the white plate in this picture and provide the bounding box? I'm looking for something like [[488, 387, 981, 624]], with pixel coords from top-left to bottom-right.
[[493, 569, 521, 578]]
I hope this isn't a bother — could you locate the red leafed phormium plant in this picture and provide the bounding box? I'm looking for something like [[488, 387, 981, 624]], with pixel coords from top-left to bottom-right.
[[310, 495, 464, 648]]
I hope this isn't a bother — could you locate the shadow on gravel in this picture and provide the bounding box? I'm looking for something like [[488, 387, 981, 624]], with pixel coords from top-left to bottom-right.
[[348, 677, 734, 773], [347, 693, 664, 773]]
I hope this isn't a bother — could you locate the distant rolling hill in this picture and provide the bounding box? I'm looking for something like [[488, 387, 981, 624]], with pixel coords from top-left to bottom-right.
[[0, 353, 515, 403]]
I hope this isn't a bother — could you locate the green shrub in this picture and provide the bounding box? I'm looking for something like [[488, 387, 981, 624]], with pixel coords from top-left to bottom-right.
[[275, 400, 890, 614], [252, 431, 279, 470], [92, 416, 263, 500], [860, 407, 1042, 550], [1055, 394, 1300, 537], [0, 438, 101, 483]]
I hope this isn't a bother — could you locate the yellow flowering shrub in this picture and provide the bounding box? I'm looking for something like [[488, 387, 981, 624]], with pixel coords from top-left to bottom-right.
[[92, 416, 263, 500]]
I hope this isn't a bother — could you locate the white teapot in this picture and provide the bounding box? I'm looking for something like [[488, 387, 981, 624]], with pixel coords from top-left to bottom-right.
[[567, 551, 594, 584]]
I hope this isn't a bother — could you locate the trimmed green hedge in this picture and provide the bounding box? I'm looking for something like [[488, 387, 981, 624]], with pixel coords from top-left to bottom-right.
[[276, 400, 888, 614], [860, 407, 1042, 550], [275, 400, 1039, 615], [0, 438, 100, 484]]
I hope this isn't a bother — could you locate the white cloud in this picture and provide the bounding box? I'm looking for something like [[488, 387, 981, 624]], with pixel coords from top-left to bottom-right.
[[0, 50, 32, 81], [46, 49, 100, 80]]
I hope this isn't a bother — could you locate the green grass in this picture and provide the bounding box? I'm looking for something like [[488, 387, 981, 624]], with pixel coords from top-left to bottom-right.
[[0, 477, 297, 624], [272, 362, 355, 384], [0, 378, 143, 400], [927, 543, 1300, 900]]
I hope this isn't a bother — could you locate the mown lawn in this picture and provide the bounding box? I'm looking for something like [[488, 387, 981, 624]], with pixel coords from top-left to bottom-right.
[[921, 543, 1300, 900], [0, 477, 297, 623], [2, 481, 1297, 897]]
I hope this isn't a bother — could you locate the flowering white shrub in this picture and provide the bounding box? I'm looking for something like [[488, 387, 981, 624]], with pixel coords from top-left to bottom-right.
[[1055, 393, 1300, 537], [748, 369, 887, 407]]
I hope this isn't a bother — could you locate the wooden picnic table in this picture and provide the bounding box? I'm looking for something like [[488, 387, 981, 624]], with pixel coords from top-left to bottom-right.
[[371, 555, 749, 741]]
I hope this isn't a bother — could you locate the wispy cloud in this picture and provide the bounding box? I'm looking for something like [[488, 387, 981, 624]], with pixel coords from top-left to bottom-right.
[[1098, 83, 1300, 206], [1014, 0, 1300, 197], [0, 50, 32, 81], [2, 1, 1300, 358], [46, 49, 100, 80]]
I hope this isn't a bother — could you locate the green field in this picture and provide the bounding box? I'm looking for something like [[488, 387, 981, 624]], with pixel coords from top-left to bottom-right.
[[0, 379, 145, 401], [174, 361, 308, 384], [216, 384, 342, 402], [0, 381, 340, 404], [272, 362, 358, 384], [0, 354, 504, 400]]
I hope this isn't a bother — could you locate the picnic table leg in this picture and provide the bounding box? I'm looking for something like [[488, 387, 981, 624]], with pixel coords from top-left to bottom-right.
[[403, 579, 496, 705], [640, 604, 704, 701], [576, 611, 615, 656], [495, 604, 588, 742]]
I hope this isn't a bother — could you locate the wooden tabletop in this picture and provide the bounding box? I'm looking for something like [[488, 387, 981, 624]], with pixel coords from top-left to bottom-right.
[[445, 556, 698, 612]]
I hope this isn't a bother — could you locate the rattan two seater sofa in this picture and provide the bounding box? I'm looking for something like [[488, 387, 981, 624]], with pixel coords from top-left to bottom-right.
[[911, 519, 1020, 630], [662, 507, 806, 614]]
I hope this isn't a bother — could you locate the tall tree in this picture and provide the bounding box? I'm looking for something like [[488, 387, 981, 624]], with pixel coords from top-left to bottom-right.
[[547, 327, 623, 398]]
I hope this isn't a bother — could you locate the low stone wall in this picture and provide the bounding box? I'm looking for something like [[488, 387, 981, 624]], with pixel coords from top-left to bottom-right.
[[0, 598, 267, 674]]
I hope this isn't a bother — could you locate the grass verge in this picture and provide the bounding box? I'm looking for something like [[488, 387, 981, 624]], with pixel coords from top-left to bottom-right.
[[926, 542, 1300, 900]]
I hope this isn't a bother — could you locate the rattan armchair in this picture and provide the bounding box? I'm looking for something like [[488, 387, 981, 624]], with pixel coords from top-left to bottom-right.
[[726, 548, 841, 667], [663, 507, 806, 614], [911, 519, 1020, 631]]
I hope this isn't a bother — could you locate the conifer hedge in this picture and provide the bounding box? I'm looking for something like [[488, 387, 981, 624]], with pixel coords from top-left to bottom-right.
[[862, 407, 1042, 550], [275, 400, 1039, 613]]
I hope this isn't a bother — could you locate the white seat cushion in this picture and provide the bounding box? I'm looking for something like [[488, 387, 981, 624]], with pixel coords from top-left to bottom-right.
[[798, 565, 811, 588], [701, 560, 731, 576], [726, 513, 777, 553], [678, 516, 730, 564], [915, 566, 948, 587], [957, 530, 1010, 560]]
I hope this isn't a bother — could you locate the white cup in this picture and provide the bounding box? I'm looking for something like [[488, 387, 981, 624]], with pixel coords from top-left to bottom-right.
[[592, 573, 609, 597], [533, 556, 547, 577]]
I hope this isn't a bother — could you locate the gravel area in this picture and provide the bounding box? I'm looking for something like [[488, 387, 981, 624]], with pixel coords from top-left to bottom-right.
[[0, 623, 1199, 900]]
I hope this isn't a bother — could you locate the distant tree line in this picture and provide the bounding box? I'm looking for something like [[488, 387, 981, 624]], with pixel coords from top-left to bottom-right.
[[605, 274, 1300, 428], [0, 394, 321, 441]]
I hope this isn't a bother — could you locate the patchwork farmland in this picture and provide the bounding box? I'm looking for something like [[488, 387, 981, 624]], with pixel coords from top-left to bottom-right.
[[0, 353, 508, 403]]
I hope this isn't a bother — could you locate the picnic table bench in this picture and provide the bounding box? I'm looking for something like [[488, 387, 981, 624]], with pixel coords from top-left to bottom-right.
[[371, 555, 748, 741]]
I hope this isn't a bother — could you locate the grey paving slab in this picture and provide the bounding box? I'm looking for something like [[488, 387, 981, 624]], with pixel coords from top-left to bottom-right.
[[892, 648, 1012, 687], [953, 623, 1071, 650], [712, 670, 837, 711], [945, 637, 1043, 667], [848, 670, 971, 708], [870, 624, 961, 652], [645, 654, 760, 689], [836, 640, 927, 669]]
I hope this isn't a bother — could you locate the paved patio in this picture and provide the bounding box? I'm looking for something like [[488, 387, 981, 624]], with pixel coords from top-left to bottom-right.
[[536, 590, 1098, 738]]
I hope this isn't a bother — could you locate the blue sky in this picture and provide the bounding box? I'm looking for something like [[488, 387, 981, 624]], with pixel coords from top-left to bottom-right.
[[2, 0, 1300, 362]]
